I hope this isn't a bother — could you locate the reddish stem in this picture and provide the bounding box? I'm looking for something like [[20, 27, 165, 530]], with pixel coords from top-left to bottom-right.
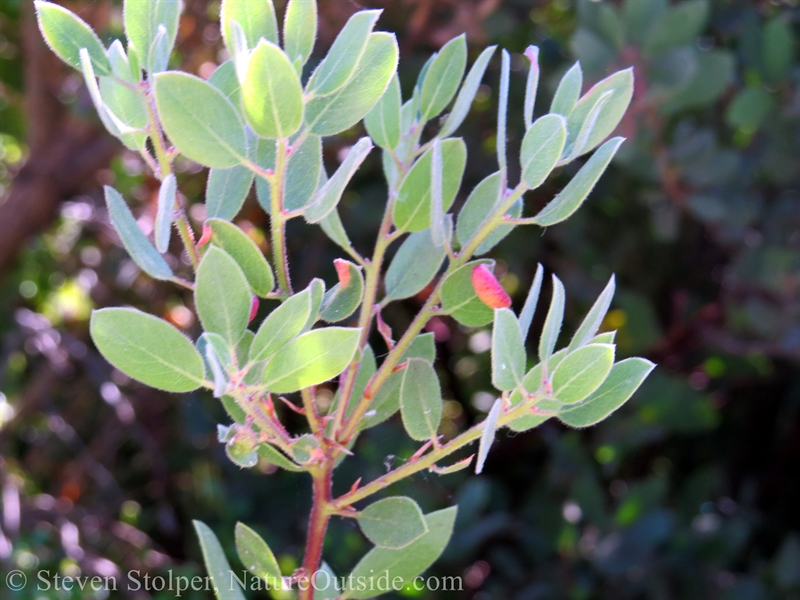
[[299, 464, 332, 600]]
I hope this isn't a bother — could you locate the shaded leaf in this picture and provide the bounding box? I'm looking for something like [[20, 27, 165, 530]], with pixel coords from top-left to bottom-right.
[[208, 219, 274, 297], [305, 137, 373, 223], [439, 45, 496, 138], [196, 246, 252, 345], [206, 166, 254, 221], [193, 521, 247, 600], [400, 358, 442, 441], [234, 522, 281, 583], [420, 35, 467, 120], [476, 398, 501, 474], [539, 274, 565, 363], [520, 114, 567, 189], [358, 497, 428, 549], [492, 308, 526, 391], [384, 228, 446, 301], [365, 74, 401, 149]]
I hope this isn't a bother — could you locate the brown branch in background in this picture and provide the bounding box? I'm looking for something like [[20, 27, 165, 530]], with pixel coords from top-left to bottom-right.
[[0, 1, 116, 280]]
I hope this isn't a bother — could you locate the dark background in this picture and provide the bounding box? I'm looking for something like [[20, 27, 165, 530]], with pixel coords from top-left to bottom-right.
[[0, 0, 799, 598]]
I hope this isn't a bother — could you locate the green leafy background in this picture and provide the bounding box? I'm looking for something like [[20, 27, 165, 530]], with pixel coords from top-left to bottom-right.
[[0, 0, 798, 598]]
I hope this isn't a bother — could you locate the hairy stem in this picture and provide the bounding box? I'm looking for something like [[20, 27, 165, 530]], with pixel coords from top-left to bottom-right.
[[300, 464, 333, 600], [270, 138, 293, 294]]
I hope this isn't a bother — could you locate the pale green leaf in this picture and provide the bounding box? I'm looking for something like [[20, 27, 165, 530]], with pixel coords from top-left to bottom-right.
[[307, 10, 381, 95], [430, 138, 446, 246], [497, 49, 510, 175], [208, 219, 274, 297], [80, 50, 141, 141], [492, 308, 526, 391], [539, 274, 565, 363], [193, 520, 247, 600], [196, 246, 252, 345], [439, 45, 496, 138], [519, 263, 544, 342], [123, 0, 179, 74], [305, 32, 398, 136], [154, 173, 175, 253], [242, 40, 303, 139], [283, 0, 316, 68], [250, 288, 312, 363], [90, 308, 205, 392], [305, 137, 373, 223], [319, 210, 355, 255], [365, 74, 401, 149], [221, 0, 278, 51], [104, 186, 173, 280], [35, 0, 111, 76], [154, 71, 248, 167], [520, 114, 567, 189], [399, 358, 442, 441], [320, 260, 364, 322], [456, 172, 502, 249], [262, 327, 361, 393], [552, 343, 615, 404], [358, 497, 428, 549], [393, 138, 466, 232], [420, 35, 467, 120], [564, 69, 632, 157], [234, 522, 281, 584], [558, 358, 655, 427], [441, 260, 495, 327], [98, 74, 148, 151], [206, 166, 254, 221], [551, 62, 582, 116], [384, 228, 446, 301], [208, 60, 242, 108], [476, 398, 501, 474], [533, 137, 624, 227], [257, 444, 305, 472], [523, 45, 539, 129], [568, 275, 615, 352], [147, 23, 171, 74], [343, 507, 457, 599]]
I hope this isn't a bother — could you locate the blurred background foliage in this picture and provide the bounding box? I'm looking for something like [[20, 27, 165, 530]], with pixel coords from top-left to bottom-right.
[[1, 0, 799, 598]]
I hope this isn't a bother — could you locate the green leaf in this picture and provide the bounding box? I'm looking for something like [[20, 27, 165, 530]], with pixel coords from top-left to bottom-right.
[[533, 137, 623, 227], [552, 343, 615, 404], [196, 246, 252, 345], [123, 0, 180, 74], [441, 260, 495, 327], [208, 60, 242, 108], [262, 327, 361, 393], [283, 0, 316, 68], [358, 497, 428, 550], [242, 40, 303, 139], [343, 507, 457, 600], [642, 0, 708, 56], [384, 228, 446, 302], [475, 398, 501, 474], [154, 72, 248, 168], [523, 45, 540, 129], [250, 288, 312, 363], [288, 135, 323, 211], [558, 358, 655, 427], [456, 172, 501, 249], [439, 45, 496, 138], [154, 174, 175, 253], [365, 74, 401, 150], [430, 139, 446, 246], [492, 308, 526, 391], [420, 35, 467, 120], [35, 1, 111, 76], [306, 278, 326, 330], [590, 331, 616, 344], [234, 522, 281, 584], [90, 308, 205, 392], [198, 332, 233, 385], [193, 521, 247, 600], [361, 335, 435, 429], [208, 219, 274, 297], [235, 330, 254, 365], [564, 69, 632, 158], [725, 86, 773, 132], [104, 186, 173, 281], [98, 76, 148, 151], [539, 274, 565, 363], [320, 260, 364, 322], [206, 166, 254, 221], [146, 23, 172, 74], [762, 17, 795, 83], [622, 0, 666, 45], [257, 444, 305, 472], [305, 137, 373, 223], [661, 51, 733, 114], [319, 209, 355, 255], [305, 32, 399, 136], [221, 0, 278, 51], [520, 114, 567, 189], [551, 62, 582, 116], [519, 263, 544, 341], [399, 358, 442, 441], [80, 50, 141, 142], [393, 138, 466, 232], [497, 49, 510, 175], [307, 10, 381, 95], [568, 275, 615, 352]]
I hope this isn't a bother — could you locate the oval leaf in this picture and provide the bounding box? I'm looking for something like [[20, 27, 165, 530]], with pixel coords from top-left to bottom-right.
[[384, 228, 446, 302], [154, 173, 175, 253], [520, 114, 567, 189], [221, 0, 278, 51], [364, 74, 401, 150], [551, 343, 615, 404], [550, 62, 583, 116], [420, 35, 467, 120], [206, 166, 254, 221], [439, 45, 496, 138], [196, 246, 252, 345], [242, 40, 304, 139], [358, 496, 428, 550], [35, 1, 111, 76], [123, 0, 180, 74], [90, 308, 205, 392], [193, 521, 247, 600], [234, 522, 282, 583], [399, 358, 442, 441], [305, 137, 373, 223], [491, 308, 526, 391], [208, 219, 274, 297], [262, 327, 361, 393], [283, 0, 316, 68], [441, 260, 495, 327], [320, 260, 364, 322], [154, 71, 248, 168]]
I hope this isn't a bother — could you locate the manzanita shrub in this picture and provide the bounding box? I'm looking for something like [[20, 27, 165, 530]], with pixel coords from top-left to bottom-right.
[[36, 1, 655, 597]]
